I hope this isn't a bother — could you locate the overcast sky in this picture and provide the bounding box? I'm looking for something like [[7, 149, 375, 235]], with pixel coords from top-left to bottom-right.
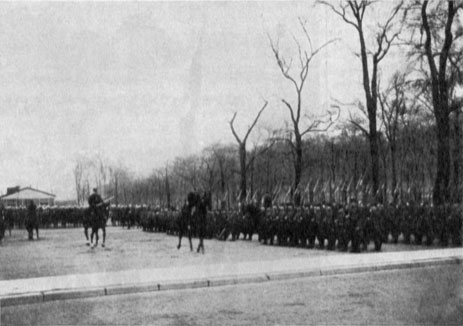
[[0, 1, 406, 200]]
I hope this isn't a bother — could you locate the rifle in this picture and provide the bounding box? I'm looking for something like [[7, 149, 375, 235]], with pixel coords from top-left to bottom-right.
[[96, 196, 114, 207]]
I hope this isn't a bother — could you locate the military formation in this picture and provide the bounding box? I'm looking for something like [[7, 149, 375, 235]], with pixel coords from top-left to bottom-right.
[[0, 206, 87, 230], [0, 198, 461, 252], [138, 200, 463, 253]]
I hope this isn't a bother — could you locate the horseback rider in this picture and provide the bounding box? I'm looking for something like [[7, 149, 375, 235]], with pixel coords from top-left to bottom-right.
[[88, 188, 103, 219], [87, 188, 110, 248]]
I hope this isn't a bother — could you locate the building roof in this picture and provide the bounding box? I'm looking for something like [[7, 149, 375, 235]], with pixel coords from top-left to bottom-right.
[[0, 187, 56, 200]]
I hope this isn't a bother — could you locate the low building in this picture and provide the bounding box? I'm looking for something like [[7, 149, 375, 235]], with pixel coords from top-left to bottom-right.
[[0, 187, 56, 207]]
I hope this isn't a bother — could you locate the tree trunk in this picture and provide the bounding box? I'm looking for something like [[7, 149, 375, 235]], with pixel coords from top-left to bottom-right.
[[239, 144, 247, 203], [294, 134, 303, 191], [433, 113, 451, 205], [390, 143, 397, 197], [115, 176, 118, 207], [453, 110, 462, 203], [368, 98, 380, 195], [165, 174, 171, 208]]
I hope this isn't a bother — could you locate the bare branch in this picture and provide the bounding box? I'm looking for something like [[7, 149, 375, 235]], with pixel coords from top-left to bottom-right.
[[300, 106, 340, 136], [269, 35, 299, 90], [318, 1, 360, 31], [348, 110, 369, 136], [282, 99, 297, 125], [244, 101, 268, 143], [229, 112, 242, 145]]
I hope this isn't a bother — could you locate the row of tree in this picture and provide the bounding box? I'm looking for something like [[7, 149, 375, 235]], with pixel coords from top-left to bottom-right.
[[74, 1, 463, 208]]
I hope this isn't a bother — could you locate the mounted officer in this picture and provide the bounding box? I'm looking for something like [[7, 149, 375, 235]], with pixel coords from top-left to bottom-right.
[[88, 188, 103, 218]]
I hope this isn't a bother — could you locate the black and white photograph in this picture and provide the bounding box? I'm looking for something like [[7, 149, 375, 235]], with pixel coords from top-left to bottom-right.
[[0, 1, 462, 325]]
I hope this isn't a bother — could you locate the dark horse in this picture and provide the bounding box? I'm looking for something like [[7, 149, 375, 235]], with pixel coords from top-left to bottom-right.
[[83, 208, 92, 246], [177, 201, 194, 251], [177, 191, 211, 254], [84, 202, 110, 248]]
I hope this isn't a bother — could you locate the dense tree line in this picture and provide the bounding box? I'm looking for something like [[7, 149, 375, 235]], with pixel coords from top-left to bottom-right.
[[74, 0, 463, 208]]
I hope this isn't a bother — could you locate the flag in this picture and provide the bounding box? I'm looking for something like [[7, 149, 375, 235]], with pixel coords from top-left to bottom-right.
[[245, 189, 252, 203], [236, 190, 242, 202], [283, 187, 292, 204], [272, 183, 282, 202]]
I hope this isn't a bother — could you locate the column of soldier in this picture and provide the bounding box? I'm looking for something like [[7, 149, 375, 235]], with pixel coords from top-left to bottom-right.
[[0, 204, 148, 231], [136, 181, 463, 253], [0, 206, 88, 230], [1, 182, 461, 253]]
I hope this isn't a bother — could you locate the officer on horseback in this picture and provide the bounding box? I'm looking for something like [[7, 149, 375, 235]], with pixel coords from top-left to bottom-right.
[[88, 188, 103, 217], [87, 188, 109, 248]]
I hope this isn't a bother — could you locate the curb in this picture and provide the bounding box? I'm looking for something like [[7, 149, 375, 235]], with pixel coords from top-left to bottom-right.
[[1, 256, 461, 307]]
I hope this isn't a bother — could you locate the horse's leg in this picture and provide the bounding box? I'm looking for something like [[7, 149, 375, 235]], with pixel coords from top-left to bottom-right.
[[188, 228, 193, 251], [196, 223, 204, 254], [27, 226, 33, 240], [94, 228, 99, 247], [196, 236, 204, 254], [90, 229, 95, 248], [84, 227, 90, 245], [102, 227, 106, 247], [177, 229, 182, 250], [36, 225, 39, 239]]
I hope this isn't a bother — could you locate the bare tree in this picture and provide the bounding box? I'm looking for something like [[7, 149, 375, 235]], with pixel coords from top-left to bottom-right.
[[73, 160, 84, 205], [418, 0, 463, 203], [321, 0, 404, 195], [269, 19, 338, 193], [229, 101, 268, 203], [379, 71, 409, 198]]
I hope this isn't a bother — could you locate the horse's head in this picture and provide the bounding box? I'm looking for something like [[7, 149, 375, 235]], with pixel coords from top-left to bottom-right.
[[202, 191, 212, 210], [187, 192, 201, 209]]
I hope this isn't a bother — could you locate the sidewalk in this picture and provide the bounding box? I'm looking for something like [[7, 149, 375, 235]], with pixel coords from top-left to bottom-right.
[[1, 248, 462, 307]]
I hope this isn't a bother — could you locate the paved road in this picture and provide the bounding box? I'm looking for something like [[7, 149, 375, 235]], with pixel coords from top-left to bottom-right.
[[0, 227, 429, 280], [2, 265, 462, 325]]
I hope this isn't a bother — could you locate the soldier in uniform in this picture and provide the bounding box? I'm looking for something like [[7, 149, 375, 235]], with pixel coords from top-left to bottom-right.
[[336, 206, 349, 251], [0, 203, 5, 242], [306, 205, 318, 248], [262, 192, 272, 209], [26, 200, 38, 240], [347, 200, 361, 253], [325, 205, 337, 250], [88, 188, 103, 218], [449, 204, 462, 246]]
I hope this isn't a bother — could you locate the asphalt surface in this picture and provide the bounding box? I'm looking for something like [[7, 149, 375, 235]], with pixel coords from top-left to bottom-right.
[[2, 265, 462, 325], [1, 246, 461, 307], [0, 226, 446, 280], [1, 227, 462, 308], [0, 227, 344, 280]]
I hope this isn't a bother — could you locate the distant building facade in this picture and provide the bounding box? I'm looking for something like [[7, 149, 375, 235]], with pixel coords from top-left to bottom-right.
[[0, 187, 56, 207]]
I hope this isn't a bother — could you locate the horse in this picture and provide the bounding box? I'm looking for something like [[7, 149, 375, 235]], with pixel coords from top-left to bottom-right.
[[89, 202, 110, 248], [177, 191, 211, 254], [177, 202, 194, 251], [83, 208, 92, 246]]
